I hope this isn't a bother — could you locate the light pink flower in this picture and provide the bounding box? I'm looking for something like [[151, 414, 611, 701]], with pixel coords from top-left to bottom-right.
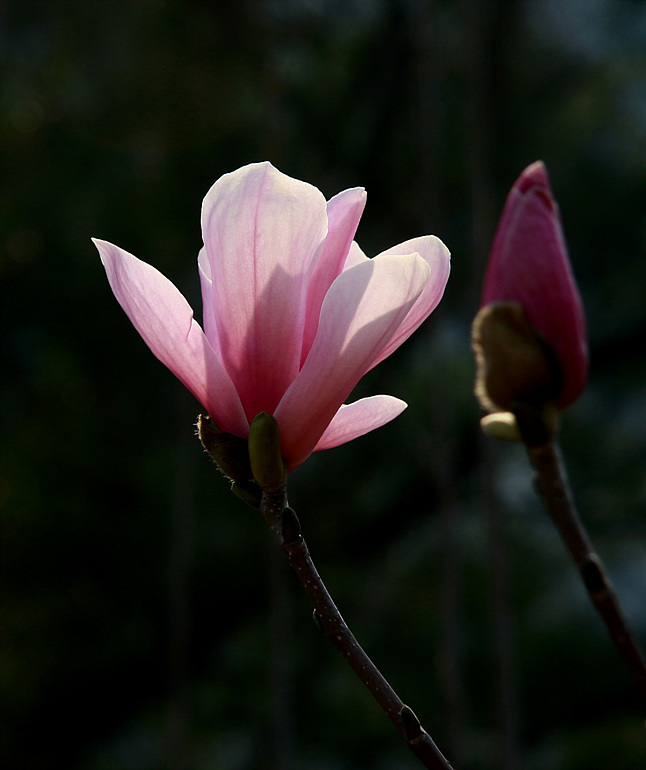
[[482, 161, 588, 409], [94, 162, 450, 470]]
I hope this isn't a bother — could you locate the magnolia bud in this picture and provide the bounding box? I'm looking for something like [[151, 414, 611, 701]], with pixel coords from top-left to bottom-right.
[[480, 161, 588, 408]]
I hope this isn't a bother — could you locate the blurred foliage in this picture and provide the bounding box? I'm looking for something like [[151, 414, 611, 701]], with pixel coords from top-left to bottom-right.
[[2, 0, 646, 768]]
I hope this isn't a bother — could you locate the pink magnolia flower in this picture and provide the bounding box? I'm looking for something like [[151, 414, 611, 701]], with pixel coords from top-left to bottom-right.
[[482, 161, 587, 409], [94, 161, 450, 470]]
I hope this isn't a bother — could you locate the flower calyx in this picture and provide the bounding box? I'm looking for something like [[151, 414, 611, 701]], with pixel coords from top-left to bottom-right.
[[197, 414, 262, 507], [472, 302, 563, 444], [248, 412, 287, 490]]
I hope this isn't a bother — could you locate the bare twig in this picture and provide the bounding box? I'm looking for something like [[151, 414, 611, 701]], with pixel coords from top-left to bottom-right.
[[518, 428, 646, 704], [259, 485, 455, 770]]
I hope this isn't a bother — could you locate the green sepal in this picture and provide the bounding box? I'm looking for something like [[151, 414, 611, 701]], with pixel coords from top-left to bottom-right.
[[231, 480, 262, 509], [248, 412, 286, 488], [472, 302, 562, 413], [196, 414, 253, 483]]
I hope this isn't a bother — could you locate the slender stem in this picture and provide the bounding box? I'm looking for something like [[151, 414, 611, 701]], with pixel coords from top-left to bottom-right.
[[259, 485, 455, 770], [267, 541, 297, 769], [519, 431, 646, 704]]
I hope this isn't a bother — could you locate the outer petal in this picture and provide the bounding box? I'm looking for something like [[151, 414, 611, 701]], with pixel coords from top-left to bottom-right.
[[366, 236, 451, 370], [93, 239, 249, 436], [300, 187, 367, 365], [482, 162, 587, 407], [312, 395, 407, 452], [343, 240, 369, 270], [197, 247, 221, 357], [274, 252, 430, 470], [200, 161, 328, 420]]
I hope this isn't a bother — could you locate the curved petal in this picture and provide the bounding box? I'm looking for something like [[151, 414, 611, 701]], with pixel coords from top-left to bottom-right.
[[366, 235, 451, 370], [300, 187, 367, 365], [312, 395, 407, 452], [93, 239, 249, 436], [343, 240, 369, 270], [274, 252, 430, 470], [197, 247, 222, 357], [200, 161, 329, 420]]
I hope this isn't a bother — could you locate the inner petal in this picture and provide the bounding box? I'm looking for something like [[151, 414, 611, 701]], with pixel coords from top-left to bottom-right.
[[200, 162, 329, 419]]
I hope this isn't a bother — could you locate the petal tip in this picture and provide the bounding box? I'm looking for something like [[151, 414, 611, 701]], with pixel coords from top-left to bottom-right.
[[517, 160, 551, 196]]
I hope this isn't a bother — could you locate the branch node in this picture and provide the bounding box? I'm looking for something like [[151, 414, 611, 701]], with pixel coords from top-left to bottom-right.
[[312, 609, 325, 634], [580, 553, 609, 599], [400, 704, 424, 743], [281, 506, 302, 546]]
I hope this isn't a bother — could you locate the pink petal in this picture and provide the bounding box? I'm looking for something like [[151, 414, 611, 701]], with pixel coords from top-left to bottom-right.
[[343, 241, 369, 270], [93, 239, 249, 437], [313, 395, 407, 452], [197, 247, 222, 358], [365, 236, 451, 370], [274, 252, 430, 470], [200, 161, 329, 420], [300, 187, 367, 366]]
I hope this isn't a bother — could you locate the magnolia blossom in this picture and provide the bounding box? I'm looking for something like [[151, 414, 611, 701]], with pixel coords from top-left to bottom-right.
[[94, 162, 450, 470], [482, 161, 587, 409]]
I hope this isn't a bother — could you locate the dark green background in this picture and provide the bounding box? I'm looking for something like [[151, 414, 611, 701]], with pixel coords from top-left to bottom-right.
[[2, 1, 646, 768]]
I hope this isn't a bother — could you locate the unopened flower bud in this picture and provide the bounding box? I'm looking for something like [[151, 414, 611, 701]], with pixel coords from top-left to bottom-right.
[[479, 161, 588, 409]]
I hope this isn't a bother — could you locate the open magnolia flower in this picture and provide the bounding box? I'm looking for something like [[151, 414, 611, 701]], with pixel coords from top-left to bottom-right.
[[94, 161, 450, 470]]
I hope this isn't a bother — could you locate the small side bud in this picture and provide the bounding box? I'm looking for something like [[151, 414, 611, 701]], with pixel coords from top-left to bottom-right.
[[312, 609, 325, 634], [281, 506, 302, 545], [480, 412, 522, 442], [400, 705, 423, 742], [197, 414, 254, 483], [472, 302, 562, 413], [580, 553, 609, 600], [248, 412, 286, 488]]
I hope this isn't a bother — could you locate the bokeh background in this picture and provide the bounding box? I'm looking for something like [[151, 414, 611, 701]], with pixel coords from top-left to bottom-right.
[[2, 1, 646, 768]]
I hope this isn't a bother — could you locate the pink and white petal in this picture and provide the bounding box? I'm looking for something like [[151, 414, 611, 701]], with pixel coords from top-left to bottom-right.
[[274, 252, 430, 470], [94, 239, 248, 437], [197, 247, 222, 358], [343, 240, 369, 270], [312, 395, 407, 452], [200, 161, 329, 419], [367, 235, 451, 371], [300, 187, 366, 365]]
